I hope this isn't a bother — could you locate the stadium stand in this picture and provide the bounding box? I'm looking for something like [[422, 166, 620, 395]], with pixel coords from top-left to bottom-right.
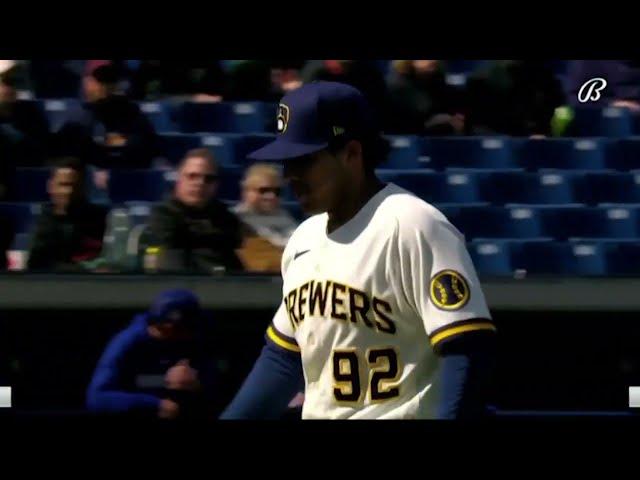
[[4, 60, 640, 277]]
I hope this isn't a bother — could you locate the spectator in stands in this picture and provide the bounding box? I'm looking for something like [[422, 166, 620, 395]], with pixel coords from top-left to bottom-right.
[[301, 60, 389, 119], [232, 163, 298, 272], [0, 60, 50, 171], [127, 60, 165, 100], [271, 61, 305, 95], [225, 60, 277, 101], [54, 62, 159, 182], [0, 213, 14, 270], [385, 60, 465, 135], [148, 148, 244, 274], [87, 289, 220, 420], [464, 60, 565, 136], [225, 60, 306, 101], [566, 60, 640, 110], [128, 61, 227, 102], [27, 157, 108, 272], [187, 62, 227, 103], [28, 60, 84, 98]]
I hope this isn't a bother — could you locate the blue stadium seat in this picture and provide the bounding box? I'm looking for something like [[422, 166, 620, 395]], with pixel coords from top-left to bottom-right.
[[511, 239, 608, 276], [434, 203, 486, 230], [234, 134, 277, 166], [378, 170, 481, 204], [123, 201, 153, 226], [576, 172, 640, 205], [606, 139, 640, 171], [420, 137, 515, 170], [231, 102, 277, 133], [538, 205, 639, 240], [537, 205, 595, 240], [12, 168, 50, 202], [381, 136, 422, 169], [199, 133, 241, 167], [0, 202, 39, 234], [480, 171, 578, 205], [563, 241, 609, 276], [445, 73, 468, 87], [173, 102, 276, 134], [139, 101, 176, 133], [41, 98, 82, 132], [160, 133, 242, 167], [109, 170, 172, 203], [510, 241, 570, 275], [446, 205, 544, 240], [513, 138, 607, 170], [570, 106, 633, 138], [445, 167, 525, 175], [159, 133, 202, 164], [438, 172, 482, 204], [10, 233, 30, 250], [469, 239, 512, 276], [503, 206, 546, 238], [595, 205, 640, 239], [605, 241, 640, 275], [174, 102, 235, 133]]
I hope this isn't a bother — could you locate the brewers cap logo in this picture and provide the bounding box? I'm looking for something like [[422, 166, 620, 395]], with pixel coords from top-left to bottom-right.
[[277, 104, 290, 133], [429, 270, 470, 311]]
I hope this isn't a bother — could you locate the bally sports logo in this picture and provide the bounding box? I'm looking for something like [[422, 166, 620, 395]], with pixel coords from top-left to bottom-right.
[[578, 78, 607, 103]]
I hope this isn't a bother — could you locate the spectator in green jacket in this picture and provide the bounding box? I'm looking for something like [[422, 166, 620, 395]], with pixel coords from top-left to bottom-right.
[[148, 148, 243, 274]]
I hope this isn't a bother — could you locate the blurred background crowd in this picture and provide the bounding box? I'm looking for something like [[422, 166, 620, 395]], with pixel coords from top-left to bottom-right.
[[3, 60, 640, 420], [1, 59, 640, 276]]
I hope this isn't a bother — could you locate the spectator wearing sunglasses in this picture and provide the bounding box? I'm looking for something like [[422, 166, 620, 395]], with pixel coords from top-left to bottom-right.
[[148, 148, 244, 274], [233, 163, 298, 273]]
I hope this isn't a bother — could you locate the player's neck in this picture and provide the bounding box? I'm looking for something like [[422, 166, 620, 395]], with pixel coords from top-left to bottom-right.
[[327, 176, 385, 234]]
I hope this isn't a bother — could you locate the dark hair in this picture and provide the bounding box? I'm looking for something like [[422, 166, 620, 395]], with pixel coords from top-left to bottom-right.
[[90, 64, 120, 86], [179, 148, 218, 170], [328, 133, 390, 173]]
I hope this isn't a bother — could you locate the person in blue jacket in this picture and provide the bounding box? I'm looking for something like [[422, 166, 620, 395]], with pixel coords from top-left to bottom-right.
[[86, 289, 219, 420]]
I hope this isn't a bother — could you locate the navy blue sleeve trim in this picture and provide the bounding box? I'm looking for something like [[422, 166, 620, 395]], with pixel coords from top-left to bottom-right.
[[220, 342, 304, 419]]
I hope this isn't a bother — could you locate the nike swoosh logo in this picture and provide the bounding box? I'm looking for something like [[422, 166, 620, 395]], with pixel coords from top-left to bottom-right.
[[294, 249, 311, 260]]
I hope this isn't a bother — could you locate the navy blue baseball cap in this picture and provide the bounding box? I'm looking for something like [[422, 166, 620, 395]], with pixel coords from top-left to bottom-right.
[[248, 81, 379, 161], [148, 289, 203, 326]]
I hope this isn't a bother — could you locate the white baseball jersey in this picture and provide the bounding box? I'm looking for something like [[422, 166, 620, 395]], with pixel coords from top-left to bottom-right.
[[265, 183, 494, 419]]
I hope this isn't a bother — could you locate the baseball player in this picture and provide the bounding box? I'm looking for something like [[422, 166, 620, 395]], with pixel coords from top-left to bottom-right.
[[221, 81, 496, 419]]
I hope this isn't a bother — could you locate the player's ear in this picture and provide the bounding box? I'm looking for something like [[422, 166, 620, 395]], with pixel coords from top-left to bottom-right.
[[343, 140, 363, 168]]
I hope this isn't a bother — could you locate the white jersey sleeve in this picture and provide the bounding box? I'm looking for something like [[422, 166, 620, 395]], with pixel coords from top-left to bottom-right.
[[395, 205, 494, 353], [264, 222, 302, 354]]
